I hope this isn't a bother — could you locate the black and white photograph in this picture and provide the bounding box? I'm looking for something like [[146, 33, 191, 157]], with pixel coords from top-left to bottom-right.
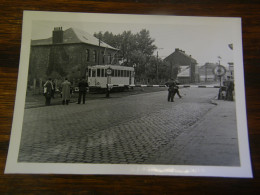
[[5, 11, 252, 177]]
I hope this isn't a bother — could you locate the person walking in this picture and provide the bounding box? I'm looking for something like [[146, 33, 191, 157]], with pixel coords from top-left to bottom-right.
[[174, 80, 182, 99], [166, 78, 176, 102], [43, 78, 53, 106], [61, 78, 71, 105], [77, 77, 89, 104]]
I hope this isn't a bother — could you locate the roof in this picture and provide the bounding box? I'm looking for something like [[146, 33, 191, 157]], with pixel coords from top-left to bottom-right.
[[164, 49, 197, 65], [199, 63, 218, 70], [31, 28, 118, 50], [90, 65, 134, 71]]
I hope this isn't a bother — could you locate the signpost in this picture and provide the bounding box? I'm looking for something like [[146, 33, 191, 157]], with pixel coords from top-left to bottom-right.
[[106, 67, 113, 98]]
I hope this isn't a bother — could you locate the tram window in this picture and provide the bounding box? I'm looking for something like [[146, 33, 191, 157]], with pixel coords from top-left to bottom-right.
[[88, 69, 91, 77], [111, 69, 114, 77], [101, 69, 104, 77], [127, 70, 129, 77], [120, 70, 123, 77], [92, 69, 96, 77], [97, 69, 100, 77], [116, 69, 118, 77]]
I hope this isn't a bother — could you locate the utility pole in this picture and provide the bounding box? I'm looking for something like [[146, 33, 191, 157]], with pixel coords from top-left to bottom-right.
[[205, 63, 207, 82], [98, 38, 101, 65], [156, 51, 159, 83], [156, 48, 163, 84]]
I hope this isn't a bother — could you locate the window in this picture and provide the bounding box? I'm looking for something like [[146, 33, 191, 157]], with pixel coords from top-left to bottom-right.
[[93, 50, 97, 62], [97, 69, 100, 77], [101, 69, 104, 77], [88, 69, 91, 77], [86, 49, 89, 61], [102, 52, 105, 64], [121, 70, 123, 77], [112, 69, 115, 77], [92, 69, 96, 77], [108, 53, 111, 64]]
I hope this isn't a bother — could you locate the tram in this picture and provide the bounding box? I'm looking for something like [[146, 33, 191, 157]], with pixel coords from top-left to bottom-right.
[[87, 65, 135, 91]]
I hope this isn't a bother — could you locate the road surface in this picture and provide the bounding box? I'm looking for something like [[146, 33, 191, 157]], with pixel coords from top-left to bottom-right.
[[18, 87, 239, 166]]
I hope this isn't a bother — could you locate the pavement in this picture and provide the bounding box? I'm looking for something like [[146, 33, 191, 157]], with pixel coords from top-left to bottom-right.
[[24, 87, 167, 109], [144, 99, 240, 166]]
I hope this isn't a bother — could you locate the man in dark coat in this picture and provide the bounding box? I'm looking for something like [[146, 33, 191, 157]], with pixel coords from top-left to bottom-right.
[[78, 77, 89, 104], [44, 78, 53, 106], [165, 78, 177, 102], [174, 80, 182, 99], [225, 77, 234, 101]]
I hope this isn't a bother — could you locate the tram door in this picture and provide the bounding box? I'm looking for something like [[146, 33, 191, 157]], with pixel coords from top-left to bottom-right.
[[88, 68, 97, 87]]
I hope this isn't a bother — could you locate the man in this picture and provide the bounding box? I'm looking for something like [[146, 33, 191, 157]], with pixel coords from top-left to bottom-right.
[[43, 78, 53, 106], [165, 78, 176, 102], [225, 76, 234, 101], [51, 79, 56, 98], [174, 80, 182, 99], [78, 77, 89, 104], [61, 78, 71, 105]]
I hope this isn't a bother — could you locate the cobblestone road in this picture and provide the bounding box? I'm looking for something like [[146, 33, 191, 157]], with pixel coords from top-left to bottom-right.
[[18, 88, 218, 164]]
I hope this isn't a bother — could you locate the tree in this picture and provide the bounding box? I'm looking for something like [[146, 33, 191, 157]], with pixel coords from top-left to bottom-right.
[[94, 29, 157, 82]]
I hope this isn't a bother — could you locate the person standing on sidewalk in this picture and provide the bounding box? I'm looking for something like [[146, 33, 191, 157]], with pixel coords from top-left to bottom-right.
[[225, 77, 234, 101], [61, 78, 71, 105], [77, 77, 89, 104], [43, 78, 53, 106], [51, 79, 56, 99]]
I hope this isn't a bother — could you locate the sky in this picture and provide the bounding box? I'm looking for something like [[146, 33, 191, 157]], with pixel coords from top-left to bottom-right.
[[31, 16, 237, 67]]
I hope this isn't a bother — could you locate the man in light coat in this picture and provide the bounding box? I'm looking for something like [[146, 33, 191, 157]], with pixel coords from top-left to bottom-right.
[[61, 78, 71, 105]]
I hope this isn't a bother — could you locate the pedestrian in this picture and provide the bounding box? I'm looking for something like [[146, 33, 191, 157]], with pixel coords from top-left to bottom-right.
[[51, 79, 56, 99], [165, 78, 176, 102], [77, 77, 89, 104], [225, 77, 234, 101], [43, 78, 53, 106], [61, 78, 71, 105], [174, 80, 182, 99]]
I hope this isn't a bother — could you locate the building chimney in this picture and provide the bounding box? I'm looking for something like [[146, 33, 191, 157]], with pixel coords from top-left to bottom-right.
[[52, 27, 63, 44]]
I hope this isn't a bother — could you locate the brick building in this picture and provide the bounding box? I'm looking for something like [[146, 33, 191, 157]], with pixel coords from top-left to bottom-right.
[[164, 48, 199, 84], [29, 27, 118, 85]]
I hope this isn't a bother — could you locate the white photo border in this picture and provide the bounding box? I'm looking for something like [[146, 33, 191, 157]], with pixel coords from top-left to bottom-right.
[[5, 11, 253, 178]]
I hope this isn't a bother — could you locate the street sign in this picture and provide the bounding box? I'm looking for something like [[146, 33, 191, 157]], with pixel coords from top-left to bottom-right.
[[106, 67, 113, 76], [213, 65, 226, 77]]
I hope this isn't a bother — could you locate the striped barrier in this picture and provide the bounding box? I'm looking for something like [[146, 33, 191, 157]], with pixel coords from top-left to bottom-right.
[[179, 85, 220, 88], [108, 84, 220, 88]]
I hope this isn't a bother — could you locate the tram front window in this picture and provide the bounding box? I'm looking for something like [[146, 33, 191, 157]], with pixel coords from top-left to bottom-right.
[[92, 69, 96, 77]]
